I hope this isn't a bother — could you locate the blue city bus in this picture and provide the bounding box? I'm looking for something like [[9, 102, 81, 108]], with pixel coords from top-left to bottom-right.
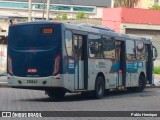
[[7, 22, 157, 99]]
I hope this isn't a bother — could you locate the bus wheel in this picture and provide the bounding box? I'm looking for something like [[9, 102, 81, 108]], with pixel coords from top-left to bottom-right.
[[128, 75, 146, 92], [137, 75, 146, 92], [47, 90, 66, 99], [94, 76, 105, 99]]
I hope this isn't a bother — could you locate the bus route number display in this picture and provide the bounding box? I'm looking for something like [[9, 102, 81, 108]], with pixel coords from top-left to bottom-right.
[[42, 28, 53, 34]]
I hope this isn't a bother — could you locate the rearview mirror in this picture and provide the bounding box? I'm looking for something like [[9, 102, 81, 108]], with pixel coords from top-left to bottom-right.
[[153, 46, 158, 61]]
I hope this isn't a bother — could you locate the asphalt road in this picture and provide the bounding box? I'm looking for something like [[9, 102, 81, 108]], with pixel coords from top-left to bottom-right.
[[0, 87, 160, 120]]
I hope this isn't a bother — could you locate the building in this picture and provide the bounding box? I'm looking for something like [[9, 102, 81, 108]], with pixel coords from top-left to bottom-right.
[[0, 0, 111, 72], [0, 36, 7, 72], [135, 0, 159, 9], [0, 0, 111, 36], [112, 0, 160, 9], [0, 0, 111, 20], [102, 7, 160, 66]]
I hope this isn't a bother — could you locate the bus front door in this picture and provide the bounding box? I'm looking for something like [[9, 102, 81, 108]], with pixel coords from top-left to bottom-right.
[[74, 34, 87, 90]]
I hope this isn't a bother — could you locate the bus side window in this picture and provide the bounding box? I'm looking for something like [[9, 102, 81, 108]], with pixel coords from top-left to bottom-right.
[[126, 40, 136, 60], [88, 34, 102, 58], [65, 30, 73, 57], [136, 41, 145, 60], [102, 37, 115, 59]]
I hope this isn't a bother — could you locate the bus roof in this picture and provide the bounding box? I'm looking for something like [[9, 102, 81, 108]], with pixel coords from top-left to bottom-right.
[[64, 22, 152, 44], [10, 21, 152, 44]]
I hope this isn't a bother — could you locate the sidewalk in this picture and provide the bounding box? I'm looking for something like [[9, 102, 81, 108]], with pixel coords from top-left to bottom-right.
[[0, 82, 8, 87], [0, 76, 7, 87], [154, 74, 160, 79], [153, 74, 160, 86]]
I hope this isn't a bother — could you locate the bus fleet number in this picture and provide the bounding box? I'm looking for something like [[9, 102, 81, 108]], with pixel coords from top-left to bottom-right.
[[27, 80, 37, 84]]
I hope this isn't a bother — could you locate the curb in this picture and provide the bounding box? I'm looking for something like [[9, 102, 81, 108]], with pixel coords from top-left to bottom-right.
[[146, 85, 160, 88], [0, 82, 8, 88]]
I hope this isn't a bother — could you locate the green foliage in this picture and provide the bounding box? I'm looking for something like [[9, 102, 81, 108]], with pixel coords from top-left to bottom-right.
[[114, 0, 139, 8], [53, 14, 61, 20], [76, 11, 85, 19], [62, 14, 68, 20], [24, 17, 28, 22], [154, 67, 160, 74], [151, 5, 160, 10]]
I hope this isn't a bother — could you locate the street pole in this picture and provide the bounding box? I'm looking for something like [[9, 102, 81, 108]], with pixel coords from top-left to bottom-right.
[[28, 0, 32, 22], [46, 0, 51, 20], [42, 0, 46, 20], [111, 0, 114, 8]]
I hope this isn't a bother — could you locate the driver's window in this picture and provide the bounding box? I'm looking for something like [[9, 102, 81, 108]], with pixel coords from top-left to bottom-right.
[[102, 37, 115, 59], [126, 40, 136, 60], [136, 41, 145, 60]]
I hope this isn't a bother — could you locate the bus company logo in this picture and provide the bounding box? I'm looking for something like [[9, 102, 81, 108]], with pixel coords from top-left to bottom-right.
[[27, 68, 37, 73], [2, 112, 11, 117]]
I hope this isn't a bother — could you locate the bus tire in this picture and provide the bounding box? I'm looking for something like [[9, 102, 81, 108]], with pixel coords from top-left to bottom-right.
[[128, 75, 146, 92], [94, 76, 105, 99], [47, 90, 66, 99]]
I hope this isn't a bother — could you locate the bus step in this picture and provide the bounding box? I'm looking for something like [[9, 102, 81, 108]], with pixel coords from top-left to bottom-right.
[[117, 86, 125, 91], [75, 89, 88, 92]]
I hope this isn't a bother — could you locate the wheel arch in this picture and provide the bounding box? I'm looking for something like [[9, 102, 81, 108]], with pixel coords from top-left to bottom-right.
[[139, 71, 146, 79]]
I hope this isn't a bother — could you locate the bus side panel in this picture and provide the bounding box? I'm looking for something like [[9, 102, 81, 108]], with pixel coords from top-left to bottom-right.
[[104, 59, 118, 89], [87, 59, 97, 90], [88, 58, 117, 91], [129, 61, 146, 87], [126, 61, 145, 87]]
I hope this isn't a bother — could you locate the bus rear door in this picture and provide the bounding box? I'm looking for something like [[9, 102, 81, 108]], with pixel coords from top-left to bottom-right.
[[115, 40, 126, 87]]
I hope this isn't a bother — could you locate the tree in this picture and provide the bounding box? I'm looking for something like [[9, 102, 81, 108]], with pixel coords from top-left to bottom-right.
[[151, 5, 160, 10], [114, 0, 139, 8]]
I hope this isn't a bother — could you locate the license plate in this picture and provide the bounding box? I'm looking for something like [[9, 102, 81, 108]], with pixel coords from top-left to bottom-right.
[[27, 80, 37, 84]]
